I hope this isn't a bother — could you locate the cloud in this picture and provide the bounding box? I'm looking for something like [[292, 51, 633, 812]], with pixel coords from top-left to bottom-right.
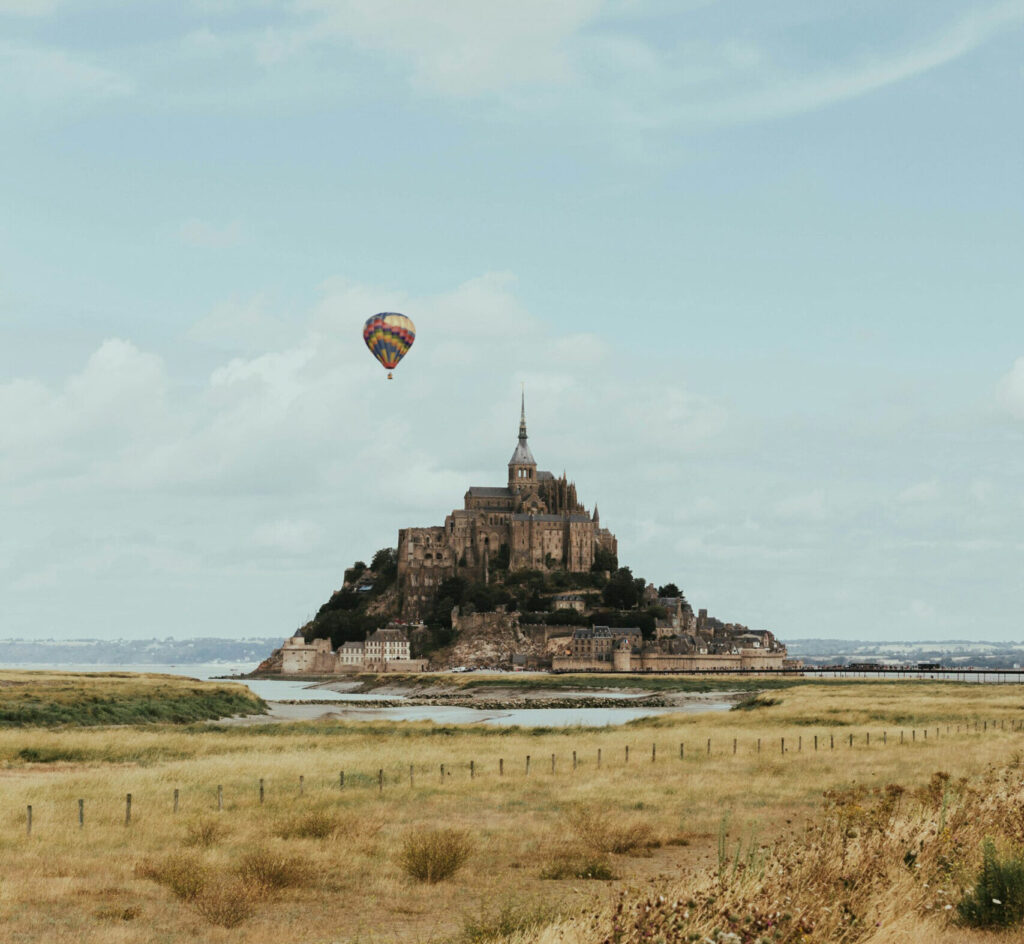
[[667, 1, 1024, 125], [290, 0, 604, 95], [252, 518, 324, 555], [997, 356, 1024, 419], [0, 273, 726, 506], [897, 480, 942, 504], [178, 218, 245, 249], [0, 338, 168, 484], [772, 489, 828, 522], [187, 294, 292, 353], [0, 0, 58, 14], [0, 40, 132, 105]]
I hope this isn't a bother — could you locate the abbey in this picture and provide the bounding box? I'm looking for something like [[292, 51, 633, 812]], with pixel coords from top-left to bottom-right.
[[398, 397, 618, 618]]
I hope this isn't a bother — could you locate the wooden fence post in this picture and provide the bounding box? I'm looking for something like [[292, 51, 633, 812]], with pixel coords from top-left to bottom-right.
[[679, 743, 684, 760], [652, 743, 656, 763], [79, 798, 84, 829], [125, 794, 132, 826], [706, 738, 711, 756], [625, 746, 629, 764], [573, 750, 577, 771], [470, 760, 475, 780], [410, 765, 415, 787], [217, 785, 223, 811], [551, 754, 556, 775], [173, 788, 179, 813], [378, 769, 383, 793], [499, 758, 504, 777], [781, 737, 785, 755], [733, 738, 737, 755], [757, 738, 761, 754], [830, 734, 834, 749], [597, 748, 602, 769], [525, 756, 530, 776], [798, 736, 802, 752], [339, 771, 344, 790], [260, 779, 265, 803], [814, 735, 818, 751], [26, 805, 32, 837]]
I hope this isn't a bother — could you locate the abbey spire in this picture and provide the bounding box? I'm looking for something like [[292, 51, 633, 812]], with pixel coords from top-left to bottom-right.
[[508, 388, 536, 483]]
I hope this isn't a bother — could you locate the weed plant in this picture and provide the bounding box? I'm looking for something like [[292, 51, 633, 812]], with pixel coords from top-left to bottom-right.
[[399, 828, 473, 883], [957, 838, 1024, 927]]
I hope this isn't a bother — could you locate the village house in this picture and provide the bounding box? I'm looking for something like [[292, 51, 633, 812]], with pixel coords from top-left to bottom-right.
[[280, 625, 427, 674]]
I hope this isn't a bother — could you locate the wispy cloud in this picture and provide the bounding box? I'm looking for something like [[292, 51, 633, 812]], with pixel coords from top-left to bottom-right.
[[178, 218, 246, 249], [0, 39, 132, 105], [669, 0, 1024, 125], [0, 0, 59, 15]]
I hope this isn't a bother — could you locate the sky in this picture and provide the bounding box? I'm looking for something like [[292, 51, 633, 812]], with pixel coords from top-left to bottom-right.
[[1, 1, 1023, 643]]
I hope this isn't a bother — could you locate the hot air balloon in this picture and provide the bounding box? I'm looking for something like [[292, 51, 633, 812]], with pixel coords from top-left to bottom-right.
[[363, 312, 416, 379]]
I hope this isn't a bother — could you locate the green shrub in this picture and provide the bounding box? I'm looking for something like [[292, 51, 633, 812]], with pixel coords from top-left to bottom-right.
[[459, 900, 561, 943], [274, 809, 341, 840], [567, 804, 653, 854], [135, 853, 209, 901], [234, 847, 306, 891], [958, 838, 1024, 927], [17, 746, 87, 763], [731, 695, 780, 711], [183, 817, 228, 848], [398, 828, 472, 883], [539, 856, 615, 880], [191, 879, 256, 928]]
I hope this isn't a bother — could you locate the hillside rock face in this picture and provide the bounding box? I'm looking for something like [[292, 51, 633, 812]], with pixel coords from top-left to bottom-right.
[[445, 608, 547, 668], [254, 647, 284, 674]]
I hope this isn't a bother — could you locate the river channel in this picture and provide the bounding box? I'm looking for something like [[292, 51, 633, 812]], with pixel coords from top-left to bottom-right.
[[1, 662, 739, 727]]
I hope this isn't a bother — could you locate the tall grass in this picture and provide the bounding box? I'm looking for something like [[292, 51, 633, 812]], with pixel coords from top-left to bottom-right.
[[0, 670, 264, 726], [0, 678, 1022, 942]]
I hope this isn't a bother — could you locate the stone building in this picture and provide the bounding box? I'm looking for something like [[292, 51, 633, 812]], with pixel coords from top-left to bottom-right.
[[398, 396, 617, 618], [279, 626, 427, 674], [564, 626, 643, 664]]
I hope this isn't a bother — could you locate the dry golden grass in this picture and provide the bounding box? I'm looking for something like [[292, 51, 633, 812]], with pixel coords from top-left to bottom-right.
[[0, 678, 1022, 942]]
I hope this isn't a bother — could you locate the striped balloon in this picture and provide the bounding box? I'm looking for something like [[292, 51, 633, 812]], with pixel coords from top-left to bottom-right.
[[363, 313, 416, 379]]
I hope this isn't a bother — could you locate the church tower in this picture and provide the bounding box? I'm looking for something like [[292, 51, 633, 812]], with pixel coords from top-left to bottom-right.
[[508, 390, 537, 487]]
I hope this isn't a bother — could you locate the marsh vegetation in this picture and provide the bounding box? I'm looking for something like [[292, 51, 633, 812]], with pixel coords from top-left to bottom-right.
[[1, 675, 1024, 942]]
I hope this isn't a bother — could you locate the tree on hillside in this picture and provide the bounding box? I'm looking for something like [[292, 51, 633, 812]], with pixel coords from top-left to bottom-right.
[[344, 561, 367, 584], [658, 583, 682, 599], [428, 576, 469, 629], [591, 547, 617, 573], [370, 547, 398, 585], [602, 567, 645, 609]]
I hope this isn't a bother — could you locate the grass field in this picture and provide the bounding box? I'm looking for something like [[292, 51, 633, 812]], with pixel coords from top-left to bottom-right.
[[0, 671, 264, 726], [1, 675, 1023, 943]]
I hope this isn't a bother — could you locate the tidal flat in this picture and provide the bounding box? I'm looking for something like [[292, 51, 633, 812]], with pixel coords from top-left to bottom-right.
[[1, 673, 1023, 943]]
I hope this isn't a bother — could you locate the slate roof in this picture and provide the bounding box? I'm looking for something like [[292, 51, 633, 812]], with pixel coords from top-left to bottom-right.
[[467, 486, 512, 498], [510, 513, 591, 523], [508, 438, 536, 466]]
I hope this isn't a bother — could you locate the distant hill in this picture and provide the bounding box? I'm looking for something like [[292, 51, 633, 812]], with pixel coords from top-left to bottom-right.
[[787, 638, 1024, 669], [0, 638, 282, 665]]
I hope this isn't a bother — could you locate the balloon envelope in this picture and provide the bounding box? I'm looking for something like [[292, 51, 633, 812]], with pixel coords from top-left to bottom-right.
[[363, 313, 416, 374]]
